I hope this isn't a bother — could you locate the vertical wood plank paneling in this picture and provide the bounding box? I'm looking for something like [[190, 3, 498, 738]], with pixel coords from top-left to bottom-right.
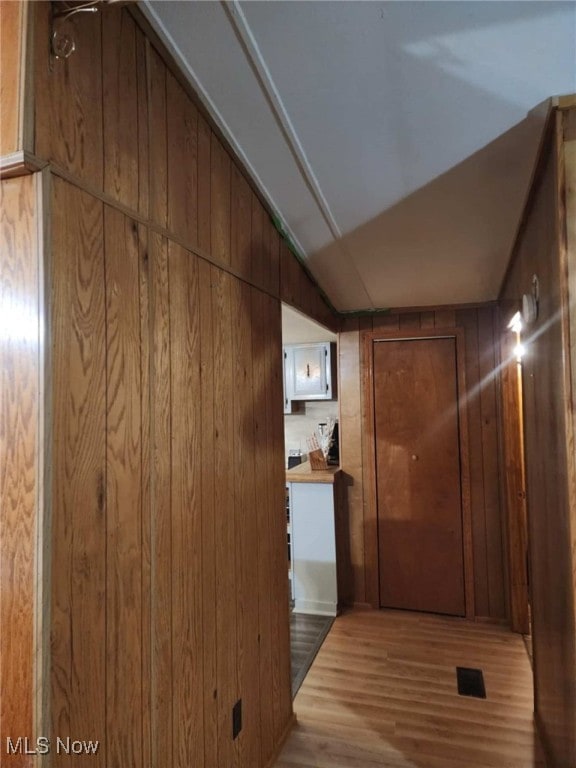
[[359, 317, 379, 608], [457, 308, 490, 617], [262, 217, 273, 295], [399, 313, 421, 330], [230, 164, 252, 282], [148, 232, 173, 768], [500, 321, 530, 634], [501, 120, 576, 766], [420, 311, 435, 329], [50, 178, 106, 765], [197, 116, 212, 254], [211, 135, 231, 266], [435, 309, 456, 327], [212, 267, 238, 768], [147, 46, 168, 229], [138, 223, 152, 768], [0, 1, 25, 155], [372, 314, 399, 333], [104, 207, 143, 768], [35, 4, 103, 188], [265, 294, 282, 741], [136, 30, 150, 219], [103, 7, 139, 211], [231, 280, 261, 768], [198, 260, 218, 767], [251, 195, 265, 290], [338, 318, 365, 605], [167, 74, 198, 248], [270, 226, 281, 300], [169, 243, 204, 767], [252, 290, 275, 762], [0, 175, 40, 765], [266, 294, 293, 739], [477, 306, 506, 618]]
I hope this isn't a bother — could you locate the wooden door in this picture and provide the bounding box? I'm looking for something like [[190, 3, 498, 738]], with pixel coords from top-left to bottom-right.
[[374, 337, 466, 616]]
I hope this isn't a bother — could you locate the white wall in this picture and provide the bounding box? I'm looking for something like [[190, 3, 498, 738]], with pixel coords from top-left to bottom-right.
[[284, 400, 338, 467]]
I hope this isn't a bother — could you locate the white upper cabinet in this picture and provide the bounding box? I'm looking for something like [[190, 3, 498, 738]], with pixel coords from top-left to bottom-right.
[[284, 342, 335, 401]]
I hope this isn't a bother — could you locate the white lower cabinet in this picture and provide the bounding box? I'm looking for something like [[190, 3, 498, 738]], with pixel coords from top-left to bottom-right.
[[289, 478, 338, 616]]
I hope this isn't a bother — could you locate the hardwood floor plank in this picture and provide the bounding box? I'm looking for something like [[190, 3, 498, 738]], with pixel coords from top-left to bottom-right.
[[275, 610, 544, 768]]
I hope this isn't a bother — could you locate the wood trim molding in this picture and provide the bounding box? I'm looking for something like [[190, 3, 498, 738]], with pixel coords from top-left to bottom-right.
[[0, 150, 47, 179], [361, 326, 476, 619], [499, 99, 556, 299]]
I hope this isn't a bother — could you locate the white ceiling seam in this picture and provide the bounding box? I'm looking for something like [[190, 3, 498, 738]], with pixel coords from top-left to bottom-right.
[[223, 0, 374, 308], [223, 0, 342, 241], [140, 0, 310, 267]]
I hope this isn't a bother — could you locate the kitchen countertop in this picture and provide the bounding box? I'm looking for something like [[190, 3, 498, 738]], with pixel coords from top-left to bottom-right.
[[285, 461, 341, 484]]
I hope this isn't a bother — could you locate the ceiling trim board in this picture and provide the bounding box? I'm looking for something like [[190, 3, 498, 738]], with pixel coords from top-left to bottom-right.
[[139, 0, 309, 267], [224, 0, 342, 241], [223, 1, 375, 309]]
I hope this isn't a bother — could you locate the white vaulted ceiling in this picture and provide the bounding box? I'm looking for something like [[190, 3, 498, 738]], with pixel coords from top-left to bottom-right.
[[142, 0, 576, 312]]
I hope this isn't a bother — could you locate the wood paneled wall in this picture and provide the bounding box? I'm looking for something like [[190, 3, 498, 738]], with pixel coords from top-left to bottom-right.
[[0, 174, 43, 766], [0, 1, 28, 158], [49, 176, 292, 767], [500, 109, 576, 768], [31, 3, 335, 332], [338, 306, 507, 621], [0, 3, 341, 766]]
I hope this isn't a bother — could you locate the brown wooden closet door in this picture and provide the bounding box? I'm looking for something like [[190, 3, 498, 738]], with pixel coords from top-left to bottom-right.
[[374, 337, 465, 616]]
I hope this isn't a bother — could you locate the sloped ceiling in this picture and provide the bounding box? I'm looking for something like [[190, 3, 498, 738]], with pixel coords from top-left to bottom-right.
[[142, 0, 576, 312]]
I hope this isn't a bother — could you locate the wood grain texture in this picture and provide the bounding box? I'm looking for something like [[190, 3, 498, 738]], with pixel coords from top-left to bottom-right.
[[104, 207, 143, 768], [147, 44, 168, 229], [231, 164, 252, 282], [50, 177, 106, 765], [500, 115, 576, 767], [136, 29, 150, 218], [337, 319, 365, 605], [252, 290, 275, 764], [103, 7, 139, 210], [197, 116, 212, 254], [265, 295, 292, 744], [456, 308, 490, 617], [251, 193, 265, 290], [0, 174, 40, 767], [231, 279, 261, 768], [138, 222, 152, 768], [342, 310, 504, 617], [212, 266, 239, 767], [0, 1, 25, 155], [211, 135, 231, 267], [34, 3, 103, 187], [169, 243, 204, 766], [275, 610, 544, 768], [477, 307, 505, 619], [500, 322, 530, 635], [148, 232, 173, 768], [197, 259, 218, 767], [374, 338, 466, 617], [167, 73, 198, 248]]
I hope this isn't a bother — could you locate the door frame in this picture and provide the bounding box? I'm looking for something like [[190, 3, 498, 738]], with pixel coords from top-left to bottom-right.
[[361, 327, 475, 619]]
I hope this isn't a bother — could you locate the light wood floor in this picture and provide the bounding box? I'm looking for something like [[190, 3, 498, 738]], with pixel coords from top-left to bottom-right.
[[275, 609, 544, 768]]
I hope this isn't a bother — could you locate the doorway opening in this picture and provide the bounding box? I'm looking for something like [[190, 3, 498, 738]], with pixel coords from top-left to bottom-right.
[[281, 303, 339, 695]]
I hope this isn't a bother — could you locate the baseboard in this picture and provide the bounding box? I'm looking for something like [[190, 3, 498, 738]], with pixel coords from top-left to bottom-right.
[[293, 598, 336, 616], [264, 712, 297, 768], [534, 709, 554, 768]]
